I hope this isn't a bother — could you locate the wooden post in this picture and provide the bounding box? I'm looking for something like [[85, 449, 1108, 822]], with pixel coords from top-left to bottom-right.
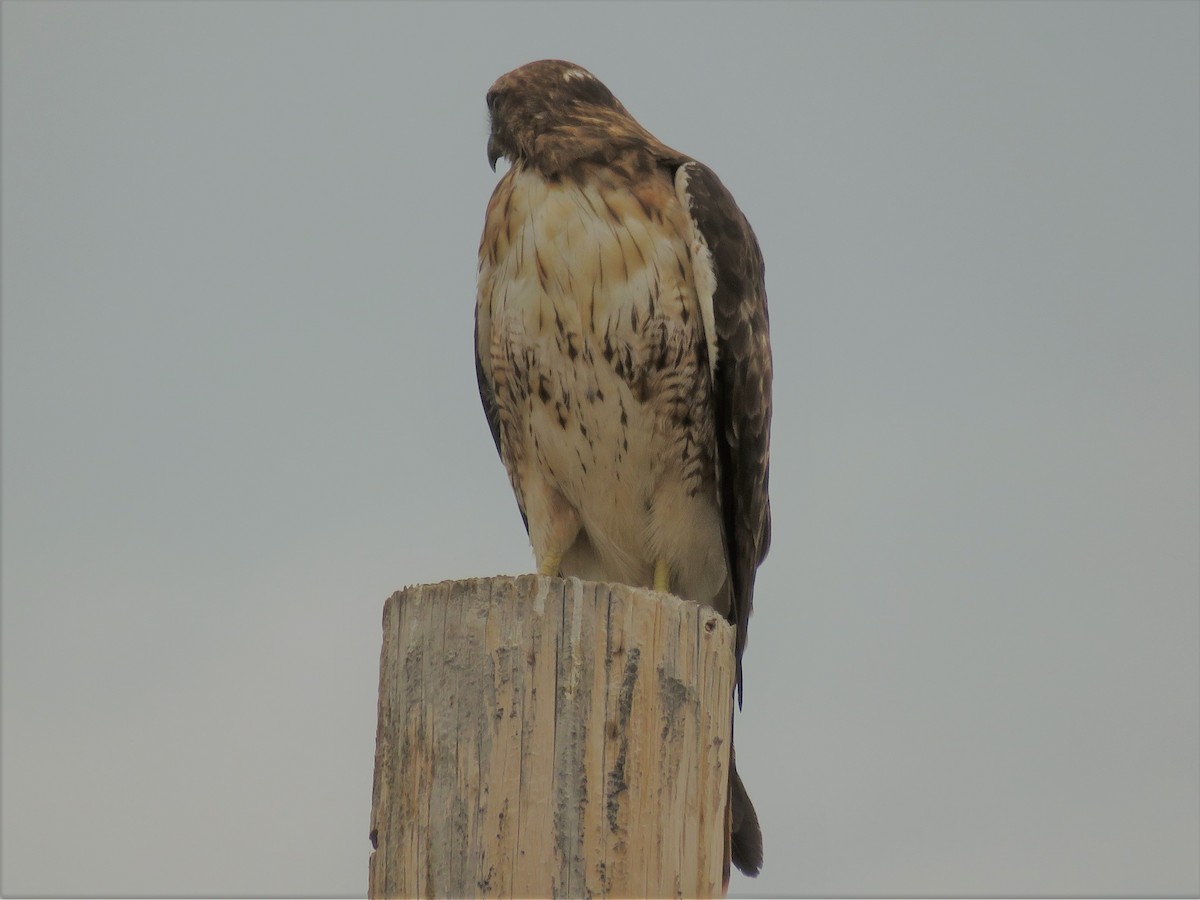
[[368, 574, 735, 899]]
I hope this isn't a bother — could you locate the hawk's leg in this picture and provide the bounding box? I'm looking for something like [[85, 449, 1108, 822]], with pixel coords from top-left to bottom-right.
[[653, 559, 671, 593], [538, 551, 564, 577], [520, 471, 581, 579]]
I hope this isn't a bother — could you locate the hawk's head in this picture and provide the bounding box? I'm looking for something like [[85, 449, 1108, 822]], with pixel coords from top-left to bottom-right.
[[485, 60, 652, 175]]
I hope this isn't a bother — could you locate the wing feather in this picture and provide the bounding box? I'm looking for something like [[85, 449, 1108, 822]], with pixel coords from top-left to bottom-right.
[[676, 160, 772, 704], [476, 216, 530, 536], [474, 308, 503, 459]]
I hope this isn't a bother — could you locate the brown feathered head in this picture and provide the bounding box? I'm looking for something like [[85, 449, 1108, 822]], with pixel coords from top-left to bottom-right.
[[485, 60, 667, 176]]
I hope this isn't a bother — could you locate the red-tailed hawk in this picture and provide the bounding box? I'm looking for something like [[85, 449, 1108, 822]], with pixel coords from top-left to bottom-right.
[[475, 59, 771, 879]]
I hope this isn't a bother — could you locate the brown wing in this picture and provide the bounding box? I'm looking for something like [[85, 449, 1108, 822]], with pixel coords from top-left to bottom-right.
[[474, 312, 503, 459], [475, 209, 530, 536], [677, 160, 773, 706]]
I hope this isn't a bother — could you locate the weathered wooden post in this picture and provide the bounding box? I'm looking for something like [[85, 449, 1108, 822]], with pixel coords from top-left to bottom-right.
[[368, 574, 735, 899]]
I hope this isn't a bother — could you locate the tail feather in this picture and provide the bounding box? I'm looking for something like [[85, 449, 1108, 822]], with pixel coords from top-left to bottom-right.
[[730, 760, 762, 876]]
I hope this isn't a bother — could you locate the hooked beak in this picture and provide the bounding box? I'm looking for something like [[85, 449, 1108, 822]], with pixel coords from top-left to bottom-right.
[[487, 133, 502, 171]]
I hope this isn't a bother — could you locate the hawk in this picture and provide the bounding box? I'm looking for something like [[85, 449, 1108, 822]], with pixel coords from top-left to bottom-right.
[[475, 59, 771, 878]]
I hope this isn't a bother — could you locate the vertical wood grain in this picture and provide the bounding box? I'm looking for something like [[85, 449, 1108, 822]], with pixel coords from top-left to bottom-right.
[[369, 575, 734, 899]]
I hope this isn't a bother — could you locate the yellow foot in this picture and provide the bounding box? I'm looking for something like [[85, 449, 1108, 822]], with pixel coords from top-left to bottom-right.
[[538, 552, 562, 577], [653, 559, 671, 593]]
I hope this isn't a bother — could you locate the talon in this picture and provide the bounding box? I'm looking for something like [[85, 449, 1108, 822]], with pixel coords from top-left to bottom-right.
[[538, 552, 562, 577]]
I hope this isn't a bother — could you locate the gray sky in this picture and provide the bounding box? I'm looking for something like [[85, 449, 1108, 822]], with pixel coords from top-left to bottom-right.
[[3, 1, 1197, 896]]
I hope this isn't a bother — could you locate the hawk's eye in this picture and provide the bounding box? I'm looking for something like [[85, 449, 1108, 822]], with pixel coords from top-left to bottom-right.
[[486, 89, 499, 112]]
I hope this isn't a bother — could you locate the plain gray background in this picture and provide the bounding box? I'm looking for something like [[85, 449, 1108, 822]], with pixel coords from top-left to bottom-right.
[[3, 1, 1197, 896]]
